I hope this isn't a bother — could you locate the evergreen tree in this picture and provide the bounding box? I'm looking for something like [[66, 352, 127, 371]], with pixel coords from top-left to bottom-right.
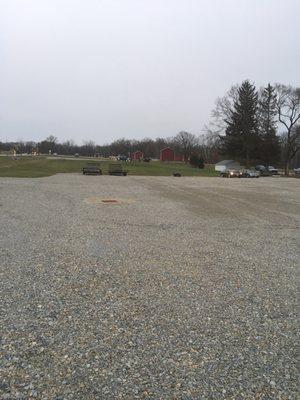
[[189, 154, 204, 168], [222, 80, 259, 165], [258, 84, 280, 164]]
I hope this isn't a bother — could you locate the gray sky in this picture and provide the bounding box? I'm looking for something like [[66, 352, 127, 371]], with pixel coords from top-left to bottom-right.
[[1, 0, 299, 144]]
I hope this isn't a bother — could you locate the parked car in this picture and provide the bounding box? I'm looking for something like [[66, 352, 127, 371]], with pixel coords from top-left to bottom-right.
[[220, 169, 240, 178], [294, 167, 300, 174], [239, 169, 260, 178], [267, 166, 278, 175], [255, 165, 266, 172], [117, 155, 128, 161], [74, 153, 79, 158], [255, 165, 273, 176]]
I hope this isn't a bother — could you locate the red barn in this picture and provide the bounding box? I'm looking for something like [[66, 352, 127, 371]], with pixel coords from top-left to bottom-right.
[[160, 147, 175, 161], [174, 154, 184, 162], [132, 150, 144, 160]]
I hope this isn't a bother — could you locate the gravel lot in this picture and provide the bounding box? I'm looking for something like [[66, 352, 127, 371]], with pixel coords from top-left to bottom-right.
[[0, 174, 299, 399]]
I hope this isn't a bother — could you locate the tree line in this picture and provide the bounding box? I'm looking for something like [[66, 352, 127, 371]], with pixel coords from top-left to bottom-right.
[[206, 81, 300, 174], [1, 81, 299, 174], [0, 133, 217, 164]]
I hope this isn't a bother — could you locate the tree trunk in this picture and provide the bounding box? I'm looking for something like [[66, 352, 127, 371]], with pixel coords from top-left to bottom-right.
[[284, 131, 291, 176], [245, 149, 250, 168], [284, 143, 290, 176], [284, 159, 289, 176]]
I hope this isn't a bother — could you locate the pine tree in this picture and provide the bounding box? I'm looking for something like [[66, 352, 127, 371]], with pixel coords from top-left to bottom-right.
[[258, 84, 280, 164], [223, 80, 259, 165]]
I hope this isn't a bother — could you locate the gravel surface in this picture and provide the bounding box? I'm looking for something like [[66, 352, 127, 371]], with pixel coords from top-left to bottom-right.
[[0, 174, 299, 399]]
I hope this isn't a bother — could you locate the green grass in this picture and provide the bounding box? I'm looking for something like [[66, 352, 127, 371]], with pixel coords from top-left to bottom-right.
[[0, 156, 218, 178]]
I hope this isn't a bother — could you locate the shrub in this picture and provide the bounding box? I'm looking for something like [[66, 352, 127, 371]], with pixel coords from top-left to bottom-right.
[[189, 154, 205, 168]]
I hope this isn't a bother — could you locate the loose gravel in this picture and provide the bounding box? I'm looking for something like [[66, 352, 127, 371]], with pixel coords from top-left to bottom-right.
[[0, 175, 299, 399]]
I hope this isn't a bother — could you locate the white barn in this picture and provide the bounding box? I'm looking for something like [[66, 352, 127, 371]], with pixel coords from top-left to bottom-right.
[[215, 160, 240, 172]]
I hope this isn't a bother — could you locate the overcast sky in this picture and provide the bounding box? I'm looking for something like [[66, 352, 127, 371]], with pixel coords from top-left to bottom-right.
[[1, 0, 299, 144]]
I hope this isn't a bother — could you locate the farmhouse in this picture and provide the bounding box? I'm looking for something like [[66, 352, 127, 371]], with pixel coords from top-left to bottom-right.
[[215, 160, 240, 172]]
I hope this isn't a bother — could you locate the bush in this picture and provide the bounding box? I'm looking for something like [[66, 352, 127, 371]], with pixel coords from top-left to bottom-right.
[[189, 154, 205, 168]]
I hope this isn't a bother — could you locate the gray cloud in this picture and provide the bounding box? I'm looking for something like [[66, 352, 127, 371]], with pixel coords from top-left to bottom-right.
[[1, 0, 299, 144]]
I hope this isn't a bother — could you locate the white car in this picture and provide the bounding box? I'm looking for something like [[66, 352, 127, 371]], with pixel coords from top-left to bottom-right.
[[239, 169, 260, 178], [294, 167, 300, 174]]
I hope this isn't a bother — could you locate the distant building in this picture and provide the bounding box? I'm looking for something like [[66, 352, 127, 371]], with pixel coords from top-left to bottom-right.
[[132, 150, 144, 160], [174, 154, 184, 162], [159, 147, 173, 161], [215, 160, 240, 172], [160, 147, 184, 162], [31, 148, 39, 155]]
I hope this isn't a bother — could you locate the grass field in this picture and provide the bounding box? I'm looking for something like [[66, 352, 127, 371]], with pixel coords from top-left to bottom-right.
[[0, 156, 218, 178]]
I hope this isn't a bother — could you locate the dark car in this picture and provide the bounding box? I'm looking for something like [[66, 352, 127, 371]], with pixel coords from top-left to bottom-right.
[[220, 169, 240, 178], [117, 155, 129, 161], [255, 165, 266, 172], [255, 165, 273, 176], [255, 165, 278, 176]]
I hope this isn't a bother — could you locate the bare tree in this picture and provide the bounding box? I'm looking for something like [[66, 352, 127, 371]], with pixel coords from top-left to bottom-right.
[[198, 132, 221, 163], [46, 135, 58, 144], [205, 84, 239, 136], [39, 135, 58, 154], [275, 84, 300, 175], [174, 131, 199, 162], [280, 125, 300, 169], [82, 140, 96, 156]]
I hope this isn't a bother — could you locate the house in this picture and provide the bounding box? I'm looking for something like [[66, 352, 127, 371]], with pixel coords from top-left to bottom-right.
[[215, 160, 240, 172], [132, 150, 144, 160]]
